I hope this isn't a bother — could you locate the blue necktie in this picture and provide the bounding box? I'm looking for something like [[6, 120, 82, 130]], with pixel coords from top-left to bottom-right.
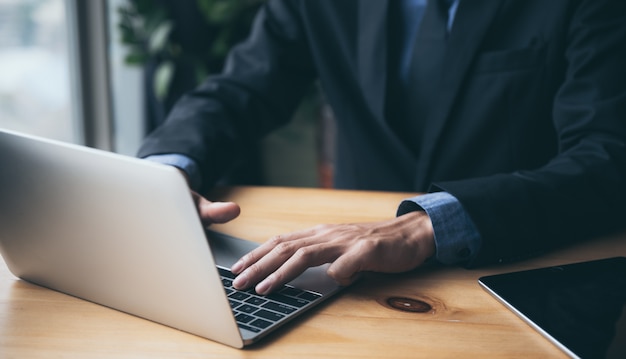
[[411, 0, 450, 104], [389, 0, 453, 155]]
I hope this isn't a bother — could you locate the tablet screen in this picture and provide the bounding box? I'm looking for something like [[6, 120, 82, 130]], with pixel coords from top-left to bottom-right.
[[479, 257, 626, 359]]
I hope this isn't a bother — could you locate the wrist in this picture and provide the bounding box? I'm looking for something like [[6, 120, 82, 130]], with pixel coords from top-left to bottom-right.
[[394, 211, 435, 264], [398, 192, 482, 265]]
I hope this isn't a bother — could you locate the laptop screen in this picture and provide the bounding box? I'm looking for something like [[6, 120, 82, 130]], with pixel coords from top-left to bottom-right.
[[479, 257, 626, 359]]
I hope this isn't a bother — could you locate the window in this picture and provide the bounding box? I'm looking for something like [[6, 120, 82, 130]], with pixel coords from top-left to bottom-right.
[[108, 0, 144, 155], [0, 0, 77, 143], [0, 0, 144, 155]]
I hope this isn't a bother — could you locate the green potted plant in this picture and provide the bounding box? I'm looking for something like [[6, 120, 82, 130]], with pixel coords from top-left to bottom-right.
[[117, 0, 327, 187], [117, 0, 264, 129]]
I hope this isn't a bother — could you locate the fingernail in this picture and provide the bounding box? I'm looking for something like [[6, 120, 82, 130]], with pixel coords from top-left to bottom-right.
[[233, 272, 248, 289], [255, 278, 271, 295], [231, 260, 243, 274]]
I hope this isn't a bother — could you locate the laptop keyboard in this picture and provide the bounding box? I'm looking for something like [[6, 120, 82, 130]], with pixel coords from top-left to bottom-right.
[[217, 266, 322, 333]]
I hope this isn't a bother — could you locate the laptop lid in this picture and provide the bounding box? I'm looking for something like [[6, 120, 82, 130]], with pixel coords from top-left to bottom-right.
[[0, 129, 341, 348], [479, 257, 626, 359]]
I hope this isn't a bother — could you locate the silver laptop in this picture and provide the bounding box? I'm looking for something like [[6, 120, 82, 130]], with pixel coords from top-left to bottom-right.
[[0, 128, 342, 348]]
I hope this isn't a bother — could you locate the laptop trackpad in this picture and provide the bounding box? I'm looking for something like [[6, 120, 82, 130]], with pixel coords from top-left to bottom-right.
[[206, 230, 259, 267]]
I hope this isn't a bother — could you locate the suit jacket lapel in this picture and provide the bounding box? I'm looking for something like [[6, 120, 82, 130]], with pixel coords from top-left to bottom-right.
[[417, 0, 502, 185], [356, 0, 503, 190]]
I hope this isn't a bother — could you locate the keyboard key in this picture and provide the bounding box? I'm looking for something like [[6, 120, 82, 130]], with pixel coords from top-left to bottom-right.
[[243, 287, 259, 295], [235, 313, 255, 324], [228, 299, 242, 309], [255, 309, 285, 322], [238, 304, 258, 314], [262, 301, 297, 314], [280, 286, 305, 297], [228, 291, 250, 301], [267, 293, 309, 308], [245, 296, 267, 306], [218, 267, 236, 279], [250, 318, 272, 330], [298, 291, 322, 302]]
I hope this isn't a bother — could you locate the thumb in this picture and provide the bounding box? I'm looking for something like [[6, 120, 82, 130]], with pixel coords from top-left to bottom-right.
[[192, 191, 241, 224], [326, 251, 364, 286]]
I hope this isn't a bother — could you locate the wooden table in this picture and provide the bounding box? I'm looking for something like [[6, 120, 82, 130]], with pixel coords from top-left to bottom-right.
[[1, 186, 625, 358]]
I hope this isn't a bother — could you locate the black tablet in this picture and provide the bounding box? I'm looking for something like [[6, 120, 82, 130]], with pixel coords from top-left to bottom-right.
[[479, 257, 626, 359]]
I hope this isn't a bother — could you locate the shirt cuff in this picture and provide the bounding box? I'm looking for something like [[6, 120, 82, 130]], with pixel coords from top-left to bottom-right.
[[143, 154, 202, 190], [397, 192, 482, 265]]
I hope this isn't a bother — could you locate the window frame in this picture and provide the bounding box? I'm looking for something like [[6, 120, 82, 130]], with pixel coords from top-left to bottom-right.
[[66, 0, 114, 150]]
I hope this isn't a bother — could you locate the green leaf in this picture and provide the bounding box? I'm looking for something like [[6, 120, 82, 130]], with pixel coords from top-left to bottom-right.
[[194, 62, 209, 84], [207, 2, 239, 24], [154, 61, 175, 100], [149, 21, 173, 54], [144, 7, 168, 33], [124, 52, 147, 65]]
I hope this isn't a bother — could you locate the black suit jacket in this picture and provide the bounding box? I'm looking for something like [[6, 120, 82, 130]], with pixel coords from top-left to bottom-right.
[[138, 0, 626, 266]]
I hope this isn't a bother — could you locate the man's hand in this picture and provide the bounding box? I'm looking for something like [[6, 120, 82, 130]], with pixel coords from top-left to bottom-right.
[[230, 211, 435, 295], [175, 168, 241, 225], [191, 191, 241, 226]]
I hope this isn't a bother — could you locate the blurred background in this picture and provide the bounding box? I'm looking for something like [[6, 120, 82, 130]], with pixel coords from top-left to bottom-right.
[[0, 0, 334, 188]]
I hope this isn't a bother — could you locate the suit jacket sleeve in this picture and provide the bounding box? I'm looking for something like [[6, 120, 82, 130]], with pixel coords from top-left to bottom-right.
[[436, 0, 626, 266], [137, 1, 316, 190]]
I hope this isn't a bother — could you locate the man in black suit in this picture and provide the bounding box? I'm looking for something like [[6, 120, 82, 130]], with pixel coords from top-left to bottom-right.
[[138, 0, 626, 294]]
